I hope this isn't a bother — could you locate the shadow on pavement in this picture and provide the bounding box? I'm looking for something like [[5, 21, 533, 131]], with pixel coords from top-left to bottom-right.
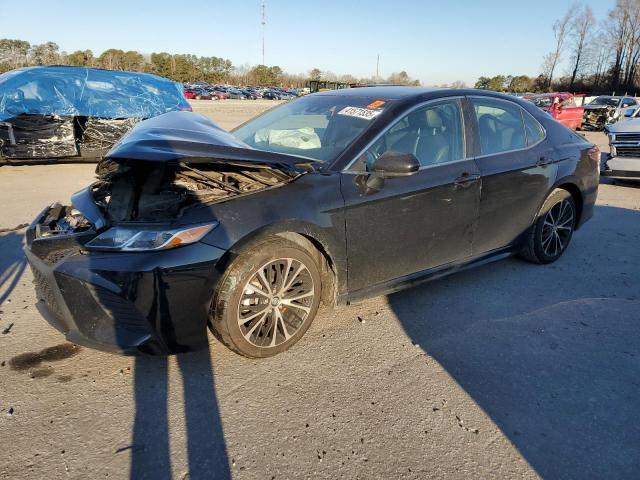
[[0, 231, 27, 305], [131, 347, 230, 480], [388, 205, 640, 478]]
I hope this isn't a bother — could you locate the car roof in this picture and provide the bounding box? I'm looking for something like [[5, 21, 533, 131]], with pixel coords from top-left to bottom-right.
[[529, 92, 572, 98], [314, 86, 441, 100], [312, 86, 533, 105]]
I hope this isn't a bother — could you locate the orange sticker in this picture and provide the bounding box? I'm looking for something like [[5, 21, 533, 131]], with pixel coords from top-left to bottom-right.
[[367, 100, 386, 110]]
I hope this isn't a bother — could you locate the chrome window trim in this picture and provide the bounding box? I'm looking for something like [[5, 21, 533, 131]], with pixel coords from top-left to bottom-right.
[[468, 95, 547, 160], [342, 96, 467, 173]]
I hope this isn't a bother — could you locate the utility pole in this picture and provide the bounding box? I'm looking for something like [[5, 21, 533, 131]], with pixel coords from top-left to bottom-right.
[[261, 0, 266, 65]]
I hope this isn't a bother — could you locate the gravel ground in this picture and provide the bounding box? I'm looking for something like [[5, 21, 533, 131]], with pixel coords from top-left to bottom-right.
[[0, 105, 639, 480]]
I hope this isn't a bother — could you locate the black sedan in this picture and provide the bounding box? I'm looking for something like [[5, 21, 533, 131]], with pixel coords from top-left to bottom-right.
[[25, 87, 600, 357]]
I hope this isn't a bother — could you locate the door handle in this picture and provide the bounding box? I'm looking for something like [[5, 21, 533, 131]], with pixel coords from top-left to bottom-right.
[[454, 173, 480, 186], [536, 157, 553, 167]]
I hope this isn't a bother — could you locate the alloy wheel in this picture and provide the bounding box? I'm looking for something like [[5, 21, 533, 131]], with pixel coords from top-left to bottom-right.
[[237, 258, 315, 348], [541, 199, 574, 257]]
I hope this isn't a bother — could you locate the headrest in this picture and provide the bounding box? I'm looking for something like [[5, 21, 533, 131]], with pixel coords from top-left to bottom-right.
[[407, 110, 428, 129], [425, 109, 444, 130]]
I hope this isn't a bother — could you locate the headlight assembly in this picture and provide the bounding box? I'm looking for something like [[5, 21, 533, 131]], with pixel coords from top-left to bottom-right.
[[85, 223, 218, 252]]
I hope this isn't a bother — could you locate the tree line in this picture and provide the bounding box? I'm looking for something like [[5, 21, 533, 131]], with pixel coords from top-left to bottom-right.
[[0, 39, 421, 88], [475, 0, 640, 95]]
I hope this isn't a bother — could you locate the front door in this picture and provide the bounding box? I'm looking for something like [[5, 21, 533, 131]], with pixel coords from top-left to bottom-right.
[[340, 98, 480, 293]]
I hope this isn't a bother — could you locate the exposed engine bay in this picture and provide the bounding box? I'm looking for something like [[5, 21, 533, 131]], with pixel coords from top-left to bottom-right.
[[28, 110, 312, 241], [35, 159, 298, 239], [582, 106, 617, 131], [92, 159, 295, 222]]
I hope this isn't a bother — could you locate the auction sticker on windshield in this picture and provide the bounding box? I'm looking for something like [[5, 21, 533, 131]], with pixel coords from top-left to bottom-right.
[[367, 100, 386, 109], [338, 106, 383, 121]]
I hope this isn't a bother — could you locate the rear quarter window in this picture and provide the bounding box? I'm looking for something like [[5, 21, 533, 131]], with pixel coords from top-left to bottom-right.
[[523, 109, 544, 146]]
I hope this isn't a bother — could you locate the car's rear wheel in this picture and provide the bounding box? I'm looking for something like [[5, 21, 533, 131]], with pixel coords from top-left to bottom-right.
[[209, 238, 322, 357], [520, 188, 576, 264]]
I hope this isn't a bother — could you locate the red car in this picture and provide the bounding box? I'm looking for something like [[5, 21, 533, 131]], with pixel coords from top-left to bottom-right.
[[524, 93, 584, 130], [183, 89, 213, 100]]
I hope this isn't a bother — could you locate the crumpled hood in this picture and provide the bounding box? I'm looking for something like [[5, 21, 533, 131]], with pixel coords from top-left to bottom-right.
[[606, 117, 640, 133], [106, 110, 315, 167]]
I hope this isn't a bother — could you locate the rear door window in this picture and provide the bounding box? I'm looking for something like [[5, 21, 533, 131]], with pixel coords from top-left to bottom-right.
[[472, 98, 526, 155]]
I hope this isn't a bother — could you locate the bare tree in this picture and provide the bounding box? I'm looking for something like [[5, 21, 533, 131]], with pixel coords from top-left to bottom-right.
[[608, 0, 632, 91], [568, 3, 596, 89], [589, 29, 612, 88], [545, 9, 572, 88], [622, 1, 640, 88]]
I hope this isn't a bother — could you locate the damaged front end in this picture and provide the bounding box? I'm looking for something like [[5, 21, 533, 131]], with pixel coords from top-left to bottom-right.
[[582, 105, 617, 131], [24, 111, 312, 354]]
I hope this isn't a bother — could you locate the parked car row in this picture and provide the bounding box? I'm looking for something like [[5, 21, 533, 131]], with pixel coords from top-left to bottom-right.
[[183, 83, 304, 101], [524, 93, 639, 132]]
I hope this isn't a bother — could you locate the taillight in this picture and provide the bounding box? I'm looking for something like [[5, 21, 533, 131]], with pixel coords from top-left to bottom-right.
[[588, 146, 600, 162]]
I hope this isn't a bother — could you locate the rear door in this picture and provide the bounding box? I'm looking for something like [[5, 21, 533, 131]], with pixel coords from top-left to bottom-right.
[[468, 97, 557, 255], [340, 97, 481, 292]]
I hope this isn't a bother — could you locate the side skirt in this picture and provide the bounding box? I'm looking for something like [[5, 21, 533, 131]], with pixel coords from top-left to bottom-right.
[[339, 246, 516, 305]]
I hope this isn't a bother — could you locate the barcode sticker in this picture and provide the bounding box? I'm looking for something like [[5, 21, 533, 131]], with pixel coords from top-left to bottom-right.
[[337, 106, 383, 121]]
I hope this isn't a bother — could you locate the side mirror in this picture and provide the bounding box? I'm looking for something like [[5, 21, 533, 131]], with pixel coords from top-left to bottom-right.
[[372, 150, 420, 178], [624, 107, 636, 117]]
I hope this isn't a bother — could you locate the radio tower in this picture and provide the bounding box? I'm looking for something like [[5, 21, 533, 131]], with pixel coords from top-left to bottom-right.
[[261, 0, 266, 65]]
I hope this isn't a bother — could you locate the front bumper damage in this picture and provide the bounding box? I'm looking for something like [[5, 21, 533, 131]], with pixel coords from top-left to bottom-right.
[[23, 111, 310, 354], [24, 207, 226, 355]]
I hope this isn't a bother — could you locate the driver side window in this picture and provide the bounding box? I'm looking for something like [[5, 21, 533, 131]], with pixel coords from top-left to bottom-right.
[[350, 99, 465, 172]]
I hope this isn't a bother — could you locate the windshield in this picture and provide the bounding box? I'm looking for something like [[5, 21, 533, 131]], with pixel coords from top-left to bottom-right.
[[232, 94, 391, 163], [529, 96, 554, 108], [589, 96, 620, 107]]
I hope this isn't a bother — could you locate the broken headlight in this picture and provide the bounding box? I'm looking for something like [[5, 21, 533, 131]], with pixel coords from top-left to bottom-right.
[[85, 223, 217, 251]]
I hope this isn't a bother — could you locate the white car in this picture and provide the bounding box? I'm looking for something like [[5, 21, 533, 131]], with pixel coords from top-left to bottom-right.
[[604, 110, 640, 179]]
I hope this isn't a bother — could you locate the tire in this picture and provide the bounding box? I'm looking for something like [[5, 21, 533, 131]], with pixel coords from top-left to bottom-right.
[[520, 188, 576, 264], [209, 237, 322, 357]]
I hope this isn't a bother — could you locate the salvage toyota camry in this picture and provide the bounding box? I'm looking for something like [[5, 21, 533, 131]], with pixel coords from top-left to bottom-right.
[[25, 87, 600, 357]]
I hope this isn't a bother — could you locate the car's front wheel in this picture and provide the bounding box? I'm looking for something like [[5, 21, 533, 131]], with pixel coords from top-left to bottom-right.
[[520, 188, 576, 264], [209, 237, 322, 357]]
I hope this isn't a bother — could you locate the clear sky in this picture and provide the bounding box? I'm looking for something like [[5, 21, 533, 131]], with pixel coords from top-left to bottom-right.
[[0, 0, 613, 85]]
